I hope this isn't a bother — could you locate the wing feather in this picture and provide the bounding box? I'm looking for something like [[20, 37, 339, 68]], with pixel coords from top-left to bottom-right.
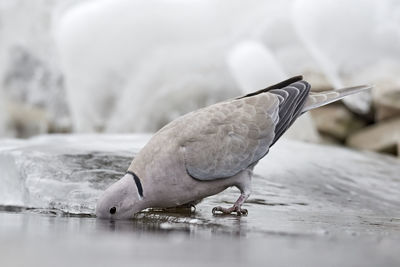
[[182, 94, 279, 180], [181, 77, 310, 181]]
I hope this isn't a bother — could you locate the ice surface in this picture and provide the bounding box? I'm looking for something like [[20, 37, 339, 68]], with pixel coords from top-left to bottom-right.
[[0, 134, 399, 220], [0, 134, 147, 213], [0, 134, 400, 266]]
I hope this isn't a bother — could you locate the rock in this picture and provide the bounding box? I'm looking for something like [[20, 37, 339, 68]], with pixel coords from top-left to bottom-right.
[[375, 104, 400, 122], [302, 71, 333, 92], [0, 93, 14, 138], [347, 117, 400, 155], [397, 142, 400, 157], [310, 103, 366, 142], [356, 62, 400, 121], [6, 101, 49, 138], [373, 86, 400, 121]]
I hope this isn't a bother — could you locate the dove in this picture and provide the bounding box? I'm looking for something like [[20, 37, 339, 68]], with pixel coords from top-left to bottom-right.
[[96, 76, 371, 219]]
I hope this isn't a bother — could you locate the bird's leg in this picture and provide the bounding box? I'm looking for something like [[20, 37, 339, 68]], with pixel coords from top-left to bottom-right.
[[212, 190, 250, 216], [212, 171, 252, 216]]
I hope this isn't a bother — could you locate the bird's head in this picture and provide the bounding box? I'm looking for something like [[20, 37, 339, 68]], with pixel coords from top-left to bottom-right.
[[96, 172, 143, 220]]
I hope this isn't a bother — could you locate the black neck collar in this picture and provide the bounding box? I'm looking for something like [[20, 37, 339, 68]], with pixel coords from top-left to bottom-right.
[[126, 171, 144, 198]]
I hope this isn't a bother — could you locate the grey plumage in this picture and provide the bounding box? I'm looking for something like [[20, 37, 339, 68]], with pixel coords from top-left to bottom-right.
[[96, 76, 372, 219], [183, 77, 311, 180]]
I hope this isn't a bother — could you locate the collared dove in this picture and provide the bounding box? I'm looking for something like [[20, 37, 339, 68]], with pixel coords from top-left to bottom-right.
[[96, 76, 371, 219]]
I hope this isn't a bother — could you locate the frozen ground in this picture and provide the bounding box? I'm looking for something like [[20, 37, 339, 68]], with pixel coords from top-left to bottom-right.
[[0, 134, 399, 266]]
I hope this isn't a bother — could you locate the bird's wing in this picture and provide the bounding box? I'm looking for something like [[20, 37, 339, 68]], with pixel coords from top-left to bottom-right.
[[181, 77, 310, 181], [181, 93, 279, 180]]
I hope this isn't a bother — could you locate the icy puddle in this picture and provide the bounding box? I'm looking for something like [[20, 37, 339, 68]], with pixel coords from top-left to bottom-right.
[[0, 134, 400, 266]]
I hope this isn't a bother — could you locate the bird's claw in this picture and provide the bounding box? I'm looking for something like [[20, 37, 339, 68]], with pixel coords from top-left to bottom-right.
[[239, 208, 248, 216], [212, 206, 248, 216]]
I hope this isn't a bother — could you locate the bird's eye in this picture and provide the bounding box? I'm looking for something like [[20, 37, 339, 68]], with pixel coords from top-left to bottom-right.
[[110, 207, 116, 214]]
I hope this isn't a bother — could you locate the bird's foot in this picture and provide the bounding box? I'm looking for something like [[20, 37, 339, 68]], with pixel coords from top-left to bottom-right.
[[212, 205, 248, 216]]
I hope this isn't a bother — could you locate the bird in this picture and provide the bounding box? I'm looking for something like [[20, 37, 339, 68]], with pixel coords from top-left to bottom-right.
[[96, 76, 371, 219]]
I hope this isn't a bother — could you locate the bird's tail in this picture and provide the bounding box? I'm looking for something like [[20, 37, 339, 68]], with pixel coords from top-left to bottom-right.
[[302, 85, 373, 112]]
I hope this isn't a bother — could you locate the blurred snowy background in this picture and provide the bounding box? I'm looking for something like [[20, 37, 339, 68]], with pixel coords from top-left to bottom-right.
[[0, 0, 399, 155]]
